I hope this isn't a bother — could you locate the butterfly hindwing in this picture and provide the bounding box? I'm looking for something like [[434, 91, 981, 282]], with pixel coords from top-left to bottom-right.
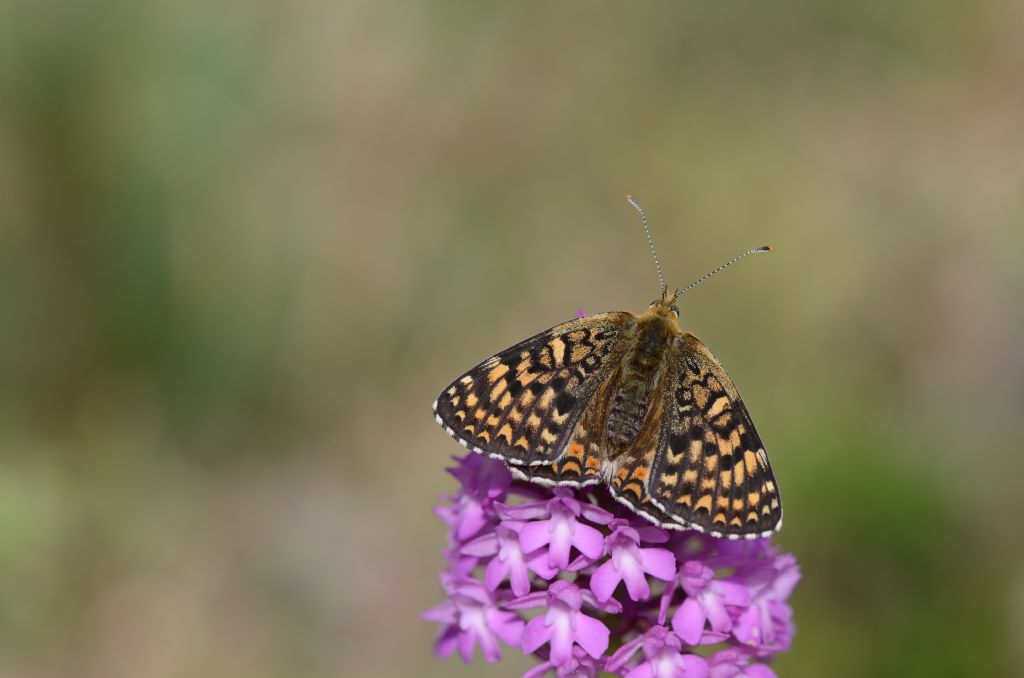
[[433, 313, 634, 467], [609, 445, 690, 531], [509, 392, 607, 487], [521, 389, 687, 530], [648, 333, 782, 538]]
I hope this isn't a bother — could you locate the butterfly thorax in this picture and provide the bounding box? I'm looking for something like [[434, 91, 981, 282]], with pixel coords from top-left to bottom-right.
[[605, 307, 682, 451]]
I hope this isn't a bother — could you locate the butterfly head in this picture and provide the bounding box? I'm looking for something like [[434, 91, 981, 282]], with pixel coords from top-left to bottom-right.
[[648, 287, 681, 320], [639, 287, 684, 344]]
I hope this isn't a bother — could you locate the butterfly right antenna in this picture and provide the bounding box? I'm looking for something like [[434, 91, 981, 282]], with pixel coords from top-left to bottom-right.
[[679, 245, 773, 296]]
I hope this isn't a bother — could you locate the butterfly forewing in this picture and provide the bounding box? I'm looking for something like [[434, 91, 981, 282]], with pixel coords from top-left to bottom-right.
[[647, 333, 782, 538], [433, 313, 635, 466]]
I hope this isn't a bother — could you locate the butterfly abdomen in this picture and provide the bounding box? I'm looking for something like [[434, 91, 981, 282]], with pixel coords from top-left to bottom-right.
[[605, 313, 677, 450]]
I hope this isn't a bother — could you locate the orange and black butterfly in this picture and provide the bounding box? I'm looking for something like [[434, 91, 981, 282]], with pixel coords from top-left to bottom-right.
[[433, 196, 782, 540]]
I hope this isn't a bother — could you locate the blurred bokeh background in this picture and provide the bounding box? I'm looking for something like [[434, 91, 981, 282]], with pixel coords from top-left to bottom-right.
[[2, 1, 1023, 676]]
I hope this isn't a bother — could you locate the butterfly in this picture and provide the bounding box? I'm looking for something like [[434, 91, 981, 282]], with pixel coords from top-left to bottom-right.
[[432, 196, 782, 540]]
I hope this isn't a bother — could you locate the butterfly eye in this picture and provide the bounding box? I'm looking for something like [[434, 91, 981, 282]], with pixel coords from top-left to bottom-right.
[[671, 305, 680, 317]]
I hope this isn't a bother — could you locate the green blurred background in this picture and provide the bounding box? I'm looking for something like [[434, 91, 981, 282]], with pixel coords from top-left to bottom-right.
[[2, 1, 1023, 676]]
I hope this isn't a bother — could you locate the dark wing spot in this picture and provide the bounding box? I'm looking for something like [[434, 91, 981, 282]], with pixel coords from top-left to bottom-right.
[[507, 380, 524, 397], [669, 433, 686, 454], [529, 381, 546, 396], [554, 391, 577, 414], [531, 344, 553, 368], [710, 416, 733, 434], [550, 376, 567, 392]]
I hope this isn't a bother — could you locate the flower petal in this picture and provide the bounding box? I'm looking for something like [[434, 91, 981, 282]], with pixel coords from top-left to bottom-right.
[[434, 625, 459, 659], [732, 604, 760, 645], [625, 665, 655, 678], [500, 501, 549, 521], [523, 662, 556, 678], [672, 598, 707, 645], [548, 579, 583, 608], [460, 532, 499, 557], [622, 566, 651, 601], [548, 614, 576, 666], [573, 613, 610, 659], [605, 634, 646, 672], [566, 552, 599, 572], [476, 623, 502, 662], [507, 559, 531, 597], [521, 616, 551, 654], [681, 653, 710, 678], [589, 560, 623, 602], [581, 588, 624, 614], [548, 520, 574, 568], [482, 557, 507, 591], [457, 628, 476, 663], [639, 547, 677, 582], [702, 592, 733, 634], [635, 524, 670, 544], [714, 579, 752, 607], [421, 600, 457, 624], [505, 590, 548, 611], [579, 502, 614, 525], [519, 520, 553, 553], [771, 555, 801, 600], [572, 522, 606, 559], [746, 664, 779, 678], [457, 500, 489, 540], [525, 548, 559, 579], [487, 609, 524, 647]]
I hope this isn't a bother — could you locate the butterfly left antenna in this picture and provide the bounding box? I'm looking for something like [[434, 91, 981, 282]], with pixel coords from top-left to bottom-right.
[[626, 194, 666, 295]]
